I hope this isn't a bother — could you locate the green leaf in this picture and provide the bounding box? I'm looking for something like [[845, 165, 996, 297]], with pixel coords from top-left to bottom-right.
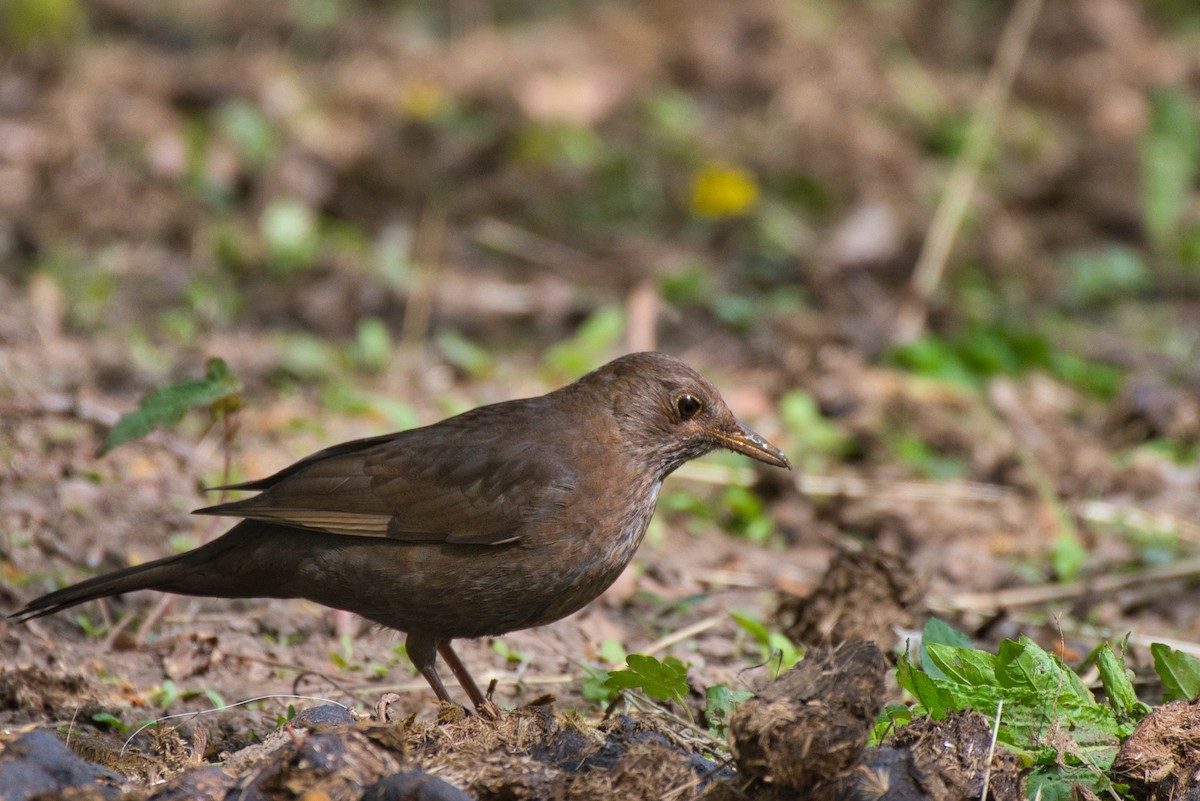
[[91, 712, 130, 734], [436, 330, 494, 378], [598, 639, 627, 666], [99, 358, 242, 456], [261, 197, 319, 272], [1064, 247, 1152, 306], [604, 654, 689, 703], [705, 684, 753, 738], [896, 653, 951, 718], [1092, 642, 1150, 721], [152, 679, 182, 709], [924, 643, 998, 687], [919, 618, 974, 681], [541, 305, 625, 380], [1051, 528, 1087, 583], [580, 664, 619, 704], [350, 317, 392, 374], [730, 611, 771, 646], [871, 703, 913, 745], [731, 611, 802, 675], [996, 637, 1093, 703], [217, 101, 278, 169], [1151, 642, 1200, 702], [1142, 88, 1200, 248]]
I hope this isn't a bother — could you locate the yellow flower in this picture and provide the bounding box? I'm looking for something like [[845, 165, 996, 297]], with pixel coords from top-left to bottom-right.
[[690, 164, 760, 218], [402, 81, 445, 120]]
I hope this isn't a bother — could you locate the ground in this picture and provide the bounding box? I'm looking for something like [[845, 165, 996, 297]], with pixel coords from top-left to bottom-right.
[[3, 0, 1200, 799]]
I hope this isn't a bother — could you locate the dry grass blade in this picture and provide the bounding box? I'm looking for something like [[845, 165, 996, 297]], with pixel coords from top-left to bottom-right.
[[893, 0, 1046, 343], [940, 555, 1200, 612]]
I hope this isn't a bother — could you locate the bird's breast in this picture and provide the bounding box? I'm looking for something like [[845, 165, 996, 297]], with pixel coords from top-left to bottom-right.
[[508, 476, 662, 626]]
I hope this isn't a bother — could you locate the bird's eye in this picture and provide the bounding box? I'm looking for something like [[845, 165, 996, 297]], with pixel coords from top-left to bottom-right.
[[676, 394, 703, 419]]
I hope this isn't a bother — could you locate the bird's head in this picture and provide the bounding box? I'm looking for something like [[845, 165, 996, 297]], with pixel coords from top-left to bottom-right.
[[577, 352, 792, 480]]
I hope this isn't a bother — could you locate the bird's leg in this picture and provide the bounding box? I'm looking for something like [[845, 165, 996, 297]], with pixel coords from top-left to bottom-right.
[[405, 632, 455, 705], [437, 641, 498, 718]]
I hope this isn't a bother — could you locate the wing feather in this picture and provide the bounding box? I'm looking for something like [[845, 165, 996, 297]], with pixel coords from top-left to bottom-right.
[[195, 398, 575, 546]]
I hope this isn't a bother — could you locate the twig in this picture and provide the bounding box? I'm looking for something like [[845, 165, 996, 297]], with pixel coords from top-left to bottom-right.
[[644, 614, 726, 656], [893, 0, 1045, 343], [626, 279, 661, 353], [473, 218, 607, 278], [1077, 500, 1200, 544], [939, 555, 1200, 611], [399, 205, 445, 352]]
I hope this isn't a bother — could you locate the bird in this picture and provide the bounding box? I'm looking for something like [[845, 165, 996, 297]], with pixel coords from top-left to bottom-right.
[[11, 352, 791, 712]]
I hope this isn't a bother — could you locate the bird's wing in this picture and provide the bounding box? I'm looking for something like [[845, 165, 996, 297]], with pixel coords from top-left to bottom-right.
[[196, 403, 576, 545]]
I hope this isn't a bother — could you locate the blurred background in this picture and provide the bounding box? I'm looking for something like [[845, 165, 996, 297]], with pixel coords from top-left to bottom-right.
[[5, 0, 1200, 760], [4, 0, 1199, 392]]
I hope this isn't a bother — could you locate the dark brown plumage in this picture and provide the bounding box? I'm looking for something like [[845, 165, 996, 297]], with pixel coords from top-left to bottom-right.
[[11, 352, 790, 711]]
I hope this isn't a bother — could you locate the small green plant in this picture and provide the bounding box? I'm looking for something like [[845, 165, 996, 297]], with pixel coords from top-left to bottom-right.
[[603, 654, 690, 707], [2, 0, 84, 50], [1063, 246, 1152, 306], [73, 613, 108, 638], [887, 324, 1123, 399], [541, 305, 625, 381], [347, 317, 393, 374], [1151, 643, 1200, 702], [216, 101, 278, 170], [260, 198, 320, 273], [598, 639, 627, 666], [90, 712, 138, 735], [99, 358, 243, 456], [151, 680, 182, 709], [436, 330, 494, 379], [1141, 88, 1200, 252], [705, 684, 753, 739], [895, 619, 1178, 800], [329, 633, 361, 672], [275, 704, 298, 728], [261, 631, 305, 648], [580, 663, 618, 705], [777, 389, 852, 471], [887, 430, 968, 480], [720, 485, 776, 543], [730, 612, 802, 676], [491, 639, 527, 665]]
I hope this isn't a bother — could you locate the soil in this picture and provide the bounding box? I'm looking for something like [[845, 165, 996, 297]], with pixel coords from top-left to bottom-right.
[[3, 0, 1200, 798]]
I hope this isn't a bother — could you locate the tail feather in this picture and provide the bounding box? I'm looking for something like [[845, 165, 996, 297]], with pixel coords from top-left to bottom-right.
[[10, 552, 192, 622]]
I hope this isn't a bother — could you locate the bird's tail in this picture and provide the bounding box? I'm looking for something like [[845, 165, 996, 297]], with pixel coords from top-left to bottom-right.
[[9, 521, 281, 623], [10, 550, 196, 622]]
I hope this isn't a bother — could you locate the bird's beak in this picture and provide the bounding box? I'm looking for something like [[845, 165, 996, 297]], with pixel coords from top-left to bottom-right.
[[711, 421, 792, 470]]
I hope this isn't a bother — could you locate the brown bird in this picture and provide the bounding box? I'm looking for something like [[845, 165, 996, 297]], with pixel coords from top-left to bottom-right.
[[11, 352, 790, 711]]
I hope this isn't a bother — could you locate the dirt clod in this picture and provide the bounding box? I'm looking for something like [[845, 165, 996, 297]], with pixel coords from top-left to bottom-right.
[[0, 728, 122, 801], [880, 711, 1025, 801], [1112, 699, 1200, 801], [240, 729, 405, 801], [361, 770, 474, 801], [0, 665, 90, 720], [779, 549, 923, 649], [729, 641, 888, 792], [145, 765, 237, 801]]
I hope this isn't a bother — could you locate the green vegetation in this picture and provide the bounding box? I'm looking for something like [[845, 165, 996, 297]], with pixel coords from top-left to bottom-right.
[[99, 359, 243, 456]]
